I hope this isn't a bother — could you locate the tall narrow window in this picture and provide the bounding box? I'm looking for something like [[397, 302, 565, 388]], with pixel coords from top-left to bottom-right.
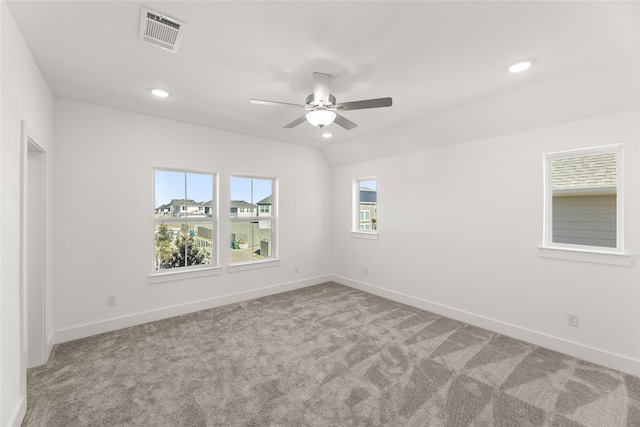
[[230, 176, 276, 263], [153, 168, 216, 271], [354, 178, 377, 232], [544, 145, 623, 252]]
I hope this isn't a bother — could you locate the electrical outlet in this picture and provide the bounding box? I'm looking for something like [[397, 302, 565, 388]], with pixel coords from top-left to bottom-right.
[[567, 313, 579, 327], [363, 268, 368, 276], [294, 266, 299, 274], [107, 296, 117, 307]]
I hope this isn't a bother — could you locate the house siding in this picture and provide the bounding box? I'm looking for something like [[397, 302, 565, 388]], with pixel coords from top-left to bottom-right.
[[552, 194, 616, 247]]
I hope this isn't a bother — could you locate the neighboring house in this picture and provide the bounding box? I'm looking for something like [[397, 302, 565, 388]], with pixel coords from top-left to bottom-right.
[[155, 203, 171, 216], [256, 195, 272, 233], [257, 195, 272, 216], [202, 200, 214, 217], [155, 199, 207, 217], [359, 187, 377, 231], [552, 153, 617, 247], [230, 200, 257, 217]]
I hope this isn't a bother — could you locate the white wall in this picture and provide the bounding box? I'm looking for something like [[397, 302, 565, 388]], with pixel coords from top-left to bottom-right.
[[331, 110, 640, 376], [0, 1, 54, 425], [52, 99, 331, 342]]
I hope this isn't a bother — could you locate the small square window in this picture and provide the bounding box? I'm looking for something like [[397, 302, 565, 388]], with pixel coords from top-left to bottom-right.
[[544, 145, 623, 252]]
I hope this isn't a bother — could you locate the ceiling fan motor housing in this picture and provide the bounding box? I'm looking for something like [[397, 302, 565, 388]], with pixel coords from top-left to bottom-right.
[[306, 93, 336, 108]]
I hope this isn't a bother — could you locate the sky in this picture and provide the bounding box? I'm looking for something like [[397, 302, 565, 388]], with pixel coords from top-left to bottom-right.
[[154, 170, 272, 207], [360, 179, 376, 191]]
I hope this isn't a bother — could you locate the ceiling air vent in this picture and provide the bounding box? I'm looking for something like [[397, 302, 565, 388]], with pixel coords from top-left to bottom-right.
[[139, 7, 185, 53]]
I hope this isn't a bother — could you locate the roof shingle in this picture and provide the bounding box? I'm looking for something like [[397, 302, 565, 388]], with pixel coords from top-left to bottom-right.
[[552, 152, 616, 190]]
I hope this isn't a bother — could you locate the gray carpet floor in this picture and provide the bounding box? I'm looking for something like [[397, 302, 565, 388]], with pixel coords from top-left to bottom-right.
[[23, 282, 640, 426]]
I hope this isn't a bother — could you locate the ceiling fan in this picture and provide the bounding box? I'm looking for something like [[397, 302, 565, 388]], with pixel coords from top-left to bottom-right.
[[250, 72, 392, 130]]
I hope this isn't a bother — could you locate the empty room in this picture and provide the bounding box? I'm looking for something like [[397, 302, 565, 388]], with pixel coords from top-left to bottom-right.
[[1, 1, 639, 426]]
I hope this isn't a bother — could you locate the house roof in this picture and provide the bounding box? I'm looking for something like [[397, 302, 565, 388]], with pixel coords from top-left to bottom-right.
[[170, 199, 202, 207], [360, 189, 377, 203], [257, 196, 272, 205], [552, 153, 617, 191], [230, 200, 256, 209]]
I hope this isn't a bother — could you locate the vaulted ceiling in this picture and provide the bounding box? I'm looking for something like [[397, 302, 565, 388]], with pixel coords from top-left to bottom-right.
[[7, 1, 639, 156]]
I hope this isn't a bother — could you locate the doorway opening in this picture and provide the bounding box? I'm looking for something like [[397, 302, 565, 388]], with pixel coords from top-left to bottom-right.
[[20, 121, 47, 369]]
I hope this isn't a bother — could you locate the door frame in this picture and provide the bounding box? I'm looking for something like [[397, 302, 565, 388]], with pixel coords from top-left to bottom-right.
[[19, 119, 47, 374]]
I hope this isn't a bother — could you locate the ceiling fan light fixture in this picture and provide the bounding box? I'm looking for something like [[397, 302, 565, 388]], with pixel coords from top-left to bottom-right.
[[306, 110, 336, 128]]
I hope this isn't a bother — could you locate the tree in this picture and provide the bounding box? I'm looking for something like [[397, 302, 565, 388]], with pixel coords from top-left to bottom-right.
[[155, 223, 175, 269], [165, 232, 209, 268], [156, 225, 210, 269]]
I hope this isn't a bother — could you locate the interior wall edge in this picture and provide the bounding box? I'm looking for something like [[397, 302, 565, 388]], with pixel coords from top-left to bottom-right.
[[331, 274, 640, 378], [51, 275, 331, 346]]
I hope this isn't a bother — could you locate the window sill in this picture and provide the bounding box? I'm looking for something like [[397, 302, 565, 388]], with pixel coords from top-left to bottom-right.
[[148, 266, 222, 284], [538, 246, 631, 266], [228, 258, 280, 273], [351, 231, 379, 240]]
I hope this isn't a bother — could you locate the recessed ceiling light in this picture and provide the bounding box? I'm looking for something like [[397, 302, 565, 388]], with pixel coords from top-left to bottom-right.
[[508, 60, 533, 73], [151, 88, 169, 98], [321, 132, 333, 138]]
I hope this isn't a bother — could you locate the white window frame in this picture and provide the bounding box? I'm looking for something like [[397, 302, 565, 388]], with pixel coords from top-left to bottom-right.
[[149, 167, 219, 283], [229, 175, 278, 269], [542, 144, 625, 259], [352, 177, 378, 240]]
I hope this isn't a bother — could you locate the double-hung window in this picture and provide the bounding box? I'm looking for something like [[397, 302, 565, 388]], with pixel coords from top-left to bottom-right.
[[353, 178, 377, 232], [153, 168, 217, 271], [230, 176, 276, 263], [543, 145, 623, 253]]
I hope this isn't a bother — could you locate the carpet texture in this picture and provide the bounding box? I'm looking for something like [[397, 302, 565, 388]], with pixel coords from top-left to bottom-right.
[[23, 282, 640, 426]]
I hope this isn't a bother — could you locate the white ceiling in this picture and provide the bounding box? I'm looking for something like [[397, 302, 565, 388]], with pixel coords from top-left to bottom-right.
[[7, 1, 640, 151]]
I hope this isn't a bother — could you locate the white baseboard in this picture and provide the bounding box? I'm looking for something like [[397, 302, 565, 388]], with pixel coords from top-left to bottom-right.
[[53, 275, 330, 345], [332, 275, 640, 377], [8, 396, 26, 427]]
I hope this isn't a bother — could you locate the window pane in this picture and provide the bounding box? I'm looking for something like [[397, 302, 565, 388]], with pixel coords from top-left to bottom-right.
[[155, 170, 185, 218], [187, 172, 213, 218], [231, 177, 252, 217], [155, 223, 213, 269], [551, 152, 617, 248], [231, 176, 272, 217], [358, 179, 377, 231], [230, 220, 272, 262]]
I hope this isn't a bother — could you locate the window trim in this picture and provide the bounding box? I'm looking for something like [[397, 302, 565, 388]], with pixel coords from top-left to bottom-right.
[[229, 174, 278, 266], [542, 144, 624, 256], [353, 177, 378, 234], [150, 167, 219, 279]]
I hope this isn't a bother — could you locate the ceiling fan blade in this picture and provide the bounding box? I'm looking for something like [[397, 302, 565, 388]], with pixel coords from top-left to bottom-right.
[[250, 99, 305, 108], [333, 113, 357, 130], [283, 115, 308, 128], [335, 97, 392, 111], [312, 72, 332, 104]]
